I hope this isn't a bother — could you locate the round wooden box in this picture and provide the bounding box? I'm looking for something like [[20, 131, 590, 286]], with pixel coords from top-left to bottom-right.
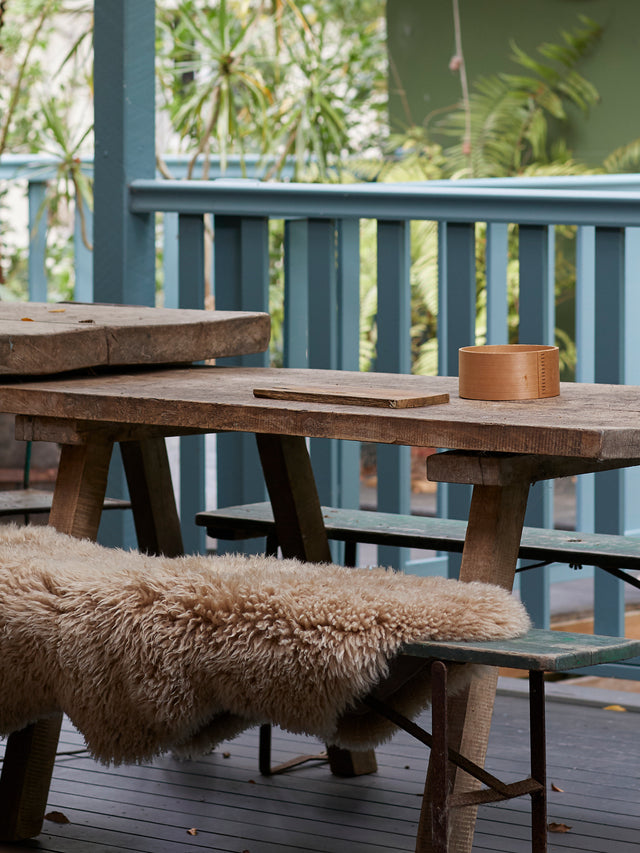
[[458, 344, 560, 401]]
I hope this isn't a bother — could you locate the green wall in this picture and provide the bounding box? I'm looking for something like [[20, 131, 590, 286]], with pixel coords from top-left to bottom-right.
[[387, 0, 640, 166]]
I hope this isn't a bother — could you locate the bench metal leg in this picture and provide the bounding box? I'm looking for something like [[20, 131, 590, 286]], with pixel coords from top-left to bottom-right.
[[529, 671, 548, 853], [430, 660, 450, 852]]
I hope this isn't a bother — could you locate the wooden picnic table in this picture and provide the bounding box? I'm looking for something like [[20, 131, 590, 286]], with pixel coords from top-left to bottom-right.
[[1, 331, 640, 851]]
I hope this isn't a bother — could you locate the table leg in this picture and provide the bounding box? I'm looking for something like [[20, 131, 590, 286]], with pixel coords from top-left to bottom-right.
[[416, 480, 530, 853], [121, 437, 184, 557], [255, 433, 378, 776], [0, 440, 114, 841]]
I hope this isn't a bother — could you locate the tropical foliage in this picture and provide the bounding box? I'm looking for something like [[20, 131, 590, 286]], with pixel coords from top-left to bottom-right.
[[1, 2, 639, 377]]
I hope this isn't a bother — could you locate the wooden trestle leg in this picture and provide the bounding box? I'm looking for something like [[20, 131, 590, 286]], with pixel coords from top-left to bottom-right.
[[0, 432, 184, 840], [415, 467, 531, 853], [0, 439, 114, 840], [255, 433, 378, 777]]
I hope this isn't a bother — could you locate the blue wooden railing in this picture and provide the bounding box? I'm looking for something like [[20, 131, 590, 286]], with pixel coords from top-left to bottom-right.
[[3, 155, 640, 672]]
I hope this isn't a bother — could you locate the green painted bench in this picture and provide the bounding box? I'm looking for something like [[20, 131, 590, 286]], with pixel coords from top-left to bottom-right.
[[196, 499, 640, 849], [370, 629, 640, 852], [196, 502, 640, 590], [0, 489, 130, 519]]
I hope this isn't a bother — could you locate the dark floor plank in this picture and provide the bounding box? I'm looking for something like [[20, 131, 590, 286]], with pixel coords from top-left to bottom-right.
[[1, 687, 639, 853]]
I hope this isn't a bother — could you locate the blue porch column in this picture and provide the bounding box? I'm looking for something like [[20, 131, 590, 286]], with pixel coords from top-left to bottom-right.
[[93, 0, 156, 548]]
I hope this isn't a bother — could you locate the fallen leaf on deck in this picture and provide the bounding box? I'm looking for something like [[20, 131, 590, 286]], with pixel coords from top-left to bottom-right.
[[187, 827, 198, 836], [603, 704, 627, 712], [45, 811, 70, 824], [223, 751, 231, 758], [551, 783, 564, 792], [21, 317, 33, 322], [48, 308, 66, 313], [548, 822, 571, 833]]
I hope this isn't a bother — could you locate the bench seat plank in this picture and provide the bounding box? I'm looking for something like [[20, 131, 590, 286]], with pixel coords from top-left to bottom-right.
[[0, 489, 130, 517], [402, 628, 640, 671], [196, 502, 640, 571]]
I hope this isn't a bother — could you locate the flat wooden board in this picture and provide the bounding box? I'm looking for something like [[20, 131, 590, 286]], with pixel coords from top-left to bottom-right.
[[0, 303, 270, 375], [253, 386, 449, 409]]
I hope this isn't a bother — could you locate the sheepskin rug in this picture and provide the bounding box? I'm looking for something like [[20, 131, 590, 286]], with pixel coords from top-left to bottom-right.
[[0, 523, 530, 765]]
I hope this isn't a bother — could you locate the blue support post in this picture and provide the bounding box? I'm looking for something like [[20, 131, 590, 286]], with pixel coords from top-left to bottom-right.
[[94, 0, 156, 549], [27, 181, 47, 302], [517, 224, 555, 627], [178, 214, 206, 554], [214, 215, 270, 555], [593, 227, 626, 636], [93, 0, 156, 306], [438, 221, 475, 579], [376, 219, 411, 571]]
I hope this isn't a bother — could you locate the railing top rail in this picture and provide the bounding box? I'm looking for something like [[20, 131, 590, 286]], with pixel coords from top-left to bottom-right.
[[0, 153, 281, 182], [129, 178, 640, 227]]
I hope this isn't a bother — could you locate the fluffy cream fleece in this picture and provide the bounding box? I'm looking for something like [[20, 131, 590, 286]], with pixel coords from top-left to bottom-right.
[[0, 524, 530, 765]]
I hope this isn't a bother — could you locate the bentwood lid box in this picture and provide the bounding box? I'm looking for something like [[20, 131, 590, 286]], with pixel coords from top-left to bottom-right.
[[458, 344, 560, 401]]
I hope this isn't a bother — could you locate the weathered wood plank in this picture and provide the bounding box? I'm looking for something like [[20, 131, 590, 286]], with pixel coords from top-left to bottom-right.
[[3, 367, 640, 459], [402, 629, 640, 672], [120, 437, 184, 557], [253, 386, 449, 409], [0, 304, 270, 375], [0, 489, 129, 517], [15, 415, 205, 446], [427, 449, 640, 485], [196, 501, 640, 572]]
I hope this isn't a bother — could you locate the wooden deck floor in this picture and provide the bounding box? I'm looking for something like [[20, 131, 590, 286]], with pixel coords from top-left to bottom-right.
[[1, 684, 639, 853]]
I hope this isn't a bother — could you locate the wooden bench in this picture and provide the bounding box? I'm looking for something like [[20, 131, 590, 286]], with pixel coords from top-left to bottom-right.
[[369, 629, 640, 852], [196, 502, 640, 590], [0, 489, 130, 519]]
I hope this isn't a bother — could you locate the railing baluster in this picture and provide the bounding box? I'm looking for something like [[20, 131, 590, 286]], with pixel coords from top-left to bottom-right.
[[593, 226, 626, 636], [575, 226, 596, 537], [438, 221, 476, 579], [27, 181, 48, 302], [177, 214, 207, 554], [376, 219, 411, 571], [517, 224, 556, 628], [306, 218, 340, 519], [162, 212, 179, 309], [336, 219, 361, 514], [283, 219, 309, 368], [485, 222, 509, 345], [623, 228, 640, 546], [73, 202, 94, 303], [214, 215, 270, 556]]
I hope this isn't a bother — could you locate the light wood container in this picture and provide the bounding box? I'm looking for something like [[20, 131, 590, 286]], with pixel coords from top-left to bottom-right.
[[458, 344, 560, 401]]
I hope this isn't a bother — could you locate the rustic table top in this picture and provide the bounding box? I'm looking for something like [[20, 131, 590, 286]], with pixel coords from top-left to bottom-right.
[[1, 365, 640, 460], [0, 303, 270, 375]]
